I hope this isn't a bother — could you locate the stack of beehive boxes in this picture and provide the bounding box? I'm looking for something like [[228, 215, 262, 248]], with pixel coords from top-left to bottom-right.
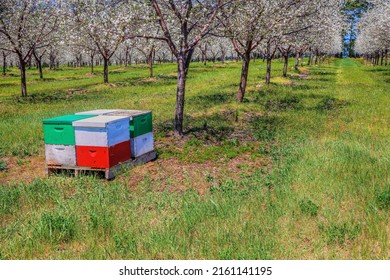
[[73, 115, 131, 168], [105, 110, 154, 158], [43, 109, 154, 178]]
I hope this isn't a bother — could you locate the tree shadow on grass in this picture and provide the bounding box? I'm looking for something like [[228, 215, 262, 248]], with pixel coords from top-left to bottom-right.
[[42, 78, 57, 82], [309, 71, 337, 76], [313, 77, 336, 82], [364, 68, 389, 73], [187, 93, 234, 109], [0, 82, 17, 87], [155, 111, 246, 144], [156, 73, 177, 80], [120, 74, 179, 87], [7, 88, 95, 104]]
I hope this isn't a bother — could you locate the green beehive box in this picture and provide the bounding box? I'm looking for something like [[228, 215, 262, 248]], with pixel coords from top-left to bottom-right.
[[130, 112, 152, 138], [43, 114, 97, 145], [106, 110, 152, 138]]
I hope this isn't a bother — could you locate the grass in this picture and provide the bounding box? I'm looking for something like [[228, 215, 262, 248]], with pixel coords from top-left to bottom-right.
[[0, 59, 389, 259]]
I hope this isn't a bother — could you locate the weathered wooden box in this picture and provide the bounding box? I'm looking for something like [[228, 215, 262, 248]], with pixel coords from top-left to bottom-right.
[[45, 144, 76, 166]]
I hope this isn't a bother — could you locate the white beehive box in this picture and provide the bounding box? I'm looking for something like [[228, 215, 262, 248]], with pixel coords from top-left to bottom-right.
[[75, 109, 121, 115], [45, 144, 76, 166], [130, 132, 154, 158], [73, 116, 130, 147]]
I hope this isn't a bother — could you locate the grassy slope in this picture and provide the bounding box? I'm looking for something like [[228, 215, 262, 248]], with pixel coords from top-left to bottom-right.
[[0, 59, 388, 259]]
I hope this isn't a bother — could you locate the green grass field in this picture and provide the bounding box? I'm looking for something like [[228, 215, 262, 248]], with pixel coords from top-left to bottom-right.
[[0, 58, 389, 259]]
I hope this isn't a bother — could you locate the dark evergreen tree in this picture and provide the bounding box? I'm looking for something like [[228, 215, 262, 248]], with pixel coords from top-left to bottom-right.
[[342, 0, 370, 57]]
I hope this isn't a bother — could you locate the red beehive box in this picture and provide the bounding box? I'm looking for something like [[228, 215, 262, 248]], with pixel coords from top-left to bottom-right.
[[76, 140, 131, 169]]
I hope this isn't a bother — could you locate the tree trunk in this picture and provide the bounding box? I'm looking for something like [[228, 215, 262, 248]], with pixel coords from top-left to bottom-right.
[[295, 51, 300, 70], [103, 57, 109, 83], [90, 54, 94, 74], [283, 54, 288, 77], [265, 57, 272, 85], [125, 48, 129, 67], [174, 53, 187, 136], [2, 52, 6, 76], [33, 52, 43, 80], [38, 60, 43, 79], [221, 50, 226, 64], [50, 55, 55, 70], [19, 56, 27, 97], [237, 53, 250, 103], [148, 47, 154, 78]]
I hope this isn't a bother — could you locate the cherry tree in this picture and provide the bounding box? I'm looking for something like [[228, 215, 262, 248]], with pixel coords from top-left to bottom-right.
[[154, 44, 173, 63], [356, 0, 390, 65], [47, 42, 63, 70], [66, 0, 139, 83], [67, 29, 100, 73], [220, 0, 270, 102], [147, 0, 224, 136], [1, 45, 12, 76], [308, 2, 343, 63], [197, 37, 229, 64], [32, 35, 61, 79], [216, 37, 233, 63], [0, 0, 61, 96], [119, 40, 135, 67], [133, 37, 164, 78], [220, 0, 319, 99]]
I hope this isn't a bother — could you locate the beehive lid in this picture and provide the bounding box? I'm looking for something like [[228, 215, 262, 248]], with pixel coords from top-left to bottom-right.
[[106, 110, 151, 119], [72, 115, 130, 128], [43, 114, 97, 125], [75, 109, 121, 115]]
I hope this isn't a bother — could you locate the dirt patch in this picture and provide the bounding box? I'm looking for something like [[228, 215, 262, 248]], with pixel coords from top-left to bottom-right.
[[121, 152, 271, 194], [66, 88, 87, 95], [139, 77, 160, 83], [283, 80, 296, 85], [110, 68, 127, 73], [290, 68, 310, 80], [0, 155, 46, 185], [165, 73, 177, 79], [0, 150, 271, 194], [290, 73, 310, 80]]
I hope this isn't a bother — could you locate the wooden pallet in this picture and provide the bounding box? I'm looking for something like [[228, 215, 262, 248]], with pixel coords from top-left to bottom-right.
[[46, 150, 157, 180]]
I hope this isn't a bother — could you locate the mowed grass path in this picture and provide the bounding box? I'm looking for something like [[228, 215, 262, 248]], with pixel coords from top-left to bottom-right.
[[0, 59, 388, 259], [269, 59, 389, 259]]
